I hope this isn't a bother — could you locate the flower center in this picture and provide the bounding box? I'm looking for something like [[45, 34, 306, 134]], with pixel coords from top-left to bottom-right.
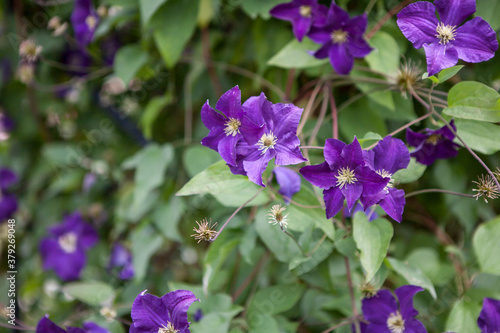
[[331, 29, 348, 44], [387, 311, 405, 333], [224, 118, 241, 136], [85, 15, 98, 30], [58, 232, 78, 253], [158, 322, 179, 333], [376, 169, 395, 188], [435, 22, 456, 45], [257, 132, 278, 154], [425, 134, 442, 145], [299, 5, 312, 18], [336, 167, 357, 189], [268, 204, 288, 229]]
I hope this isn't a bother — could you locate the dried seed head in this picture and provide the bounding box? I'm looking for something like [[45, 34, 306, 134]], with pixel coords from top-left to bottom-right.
[[100, 307, 117, 321], [473, 174, 500, 203], [191, 219, 218, 243], [19, 39, 42, 62], [17, 62, 35, 84], [394, 60, 422, 96], [493, 167, 500, 181], [268, 204, 288, 229], [48, 16, 68, 36], [360, 281, 379, 298]]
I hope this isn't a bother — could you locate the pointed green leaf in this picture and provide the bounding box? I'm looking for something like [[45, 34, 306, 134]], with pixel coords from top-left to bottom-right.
[[386, 257, 437, 299], [473, 216, 500, 275]]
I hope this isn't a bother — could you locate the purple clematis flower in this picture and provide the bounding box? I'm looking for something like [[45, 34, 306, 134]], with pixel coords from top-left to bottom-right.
[[345, 202, 379, 221], [130, 289, 199, 333], [0, 110, 14, 141], [308, 3, 372, 75], [406, 120, 460, 166], [39, 212, 98, 281], [478, 297, 500, 333], [361, 136, 410, 222], [108, 243, 134, 280], [228, 93, 307, 186], [270, 0, 327, 42], [193, 309, 203, 323], [360, 285, 427, 333], [0, 167, 18, 222], [273, 166, 301, 204], [397, 0, 498, 76], [201, 86, 264, 166], [36, 316, 109, 333], [300, 137, 388, 219], [71, 0, 99, 47]]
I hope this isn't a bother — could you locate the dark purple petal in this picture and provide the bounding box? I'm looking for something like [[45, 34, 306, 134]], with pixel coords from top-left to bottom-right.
[[270, 2, 300, 21], [271, 103, 303, 138], [348, 36, 373, 58], [327, 3, 349, 27], [0, 168, 17, 190], [312, 43, 331, 59], [341, 182, 362, 211], [53, 249, 86, 281], [67, 328, 87, 333], [109, 243, 134, 280], [341, 138, 365, 171], [200, 101, 225, 131], [371, 136, 410, 174], [218, 135, 240, 166], [242, 93, 268, 127], [300, 162, 337, 189], [406, 128, 428, 148], [434, 140, 459, 159], [292, 16, 312, 41], [0, 195, 18, 220], [131, 291, 172, 331], [215, 86, 243, 119], [361, 289, 398, 324], [435, 119, 457, 140], [163, 290, 199, 330], [308, 26, 332, 44], [119, 262, 135, 280], [397, 2, 439, 49], [403, 318, 428, 333], [323, 187, 345, 219], [435, 0, 476, 27], [345, 13, 368, 36], [454, 17, 498, 64], [395, 285, 424, 320], [78, 221, 99, 250], [273, 167, 301, 204], [379, 188, 406, 223], [275, 133, 307, 165], [193, 309, 203, 322], [243, 149, 275, 186], [82, 322, 110, 333], [324, 138, 346, 168], [240, 116, 264, 145], [356, 166, 389, 196], [478, 298, 500, 333], [329, 42, 354, 75], [71, 0, 99, 46], [345, 203, 379, 221], [423, 43, 458, 76], [37, 316, 67, 333]]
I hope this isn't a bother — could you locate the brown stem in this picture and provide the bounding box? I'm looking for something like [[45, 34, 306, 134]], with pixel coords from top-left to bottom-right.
[[366, 0, 415, 39], [232, 252, 270, 302], [285, 68, 296, 102], [308, 87, 329, 146], [404, 188, 475, 199], [327, 84, 338, 140], [201, 27, 223, 97], [297, 81, 323, 135], [345, 256, 361, 333]]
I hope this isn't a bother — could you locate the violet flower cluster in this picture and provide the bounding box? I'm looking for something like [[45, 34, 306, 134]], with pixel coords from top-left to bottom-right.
[[300, 136, 409, 222], [397, 0, 498, 75], [39, 211, 98, 281], [71, 0, 99, 47], [37, 316, 109, 333], [271, 1, 372, 75], [0, 167, 18, 222], [201, 86, 306, 187]]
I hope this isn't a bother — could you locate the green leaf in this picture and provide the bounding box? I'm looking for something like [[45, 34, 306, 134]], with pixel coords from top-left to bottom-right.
[[365, 31, 400, 74], [473, 216, 500, 275], [241, 0, 288, 19], [152, 196, 184, 242], [62, 282, 115, 306], [197, 0, 216, 28], [131, 223, 164, 282], [445, 299, 481, 333], [406, 248, 455, 286], [140, 95, 172, 139], [339, 97, 388, 138], [183, 145, 221, 178], [386, 257, 437, 299], [437, 65, 463, 83], [444, 81, 500, 122], [454, 119, 500, 154], [247, 284, 305, 319], [114, 44, 149, 85], [392, 157, 426, 184], [176, 160, 271, 207], [139, 0, 167, 25], [353, 213, 393, 281], [248, 314, 280, 333], [152, 0, 199, 68], [267, 38, 328, 69], [477, 0, 500, 30]]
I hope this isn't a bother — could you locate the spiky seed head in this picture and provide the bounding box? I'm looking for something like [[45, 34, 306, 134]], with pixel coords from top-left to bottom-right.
[[191, 218, 218, 243], [472, 174, 500, 203]]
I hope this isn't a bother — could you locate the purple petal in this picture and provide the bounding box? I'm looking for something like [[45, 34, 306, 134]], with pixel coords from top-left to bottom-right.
[[312, 43, 331, 59], [83, 322, 110, 333], [379, 188, 406, 223], [119, 262, 135, 280], [434, 0, 476, 27], [40, 237, 87, 281], [348, 36, 373, 58], [341, 137, 364, 171], [36, 316, 67, 333], [292, 16, 312, 41], [396, 2, 438, 49], [240, 116, 265, 146], [78, 221, 99, 250], [200, 101, 225, 131], [423, 42, 458, 76], [434, 140, 459, 160], [275, 133, 307, 165], [270, 2, 300, 21], [109, 243, 131, 269], [71, 0, 99, 46], [356, 166, 389, 196], [435, 119, 457, 140], [345, 13, 368, 37], [341, 182, 362, 211], [308, 26, 332, 44], [478, 298, 500, 333], [324, 139, 346, 168], [406, 128, 428, 148], [0, 195, 18, 220], [300, 162, 336, 189], [454, 17, 498, 63], [0, 168, 17, 190], [395, 285, 424, 320], [67, 328, 86, 333], [273, 167, 301, 204], [131, 291, 171, 331], [410, 145, 439, 166], [218, 135, 240, 166], [361, 289, 398, 324], [243, 149, 275, 186], [163, 290, 199, 330], [371, 136, 410, 174], [241, 93, 268, 128], [329, 42, 354, 75], [271, 103, 303, 138], [323, 187, 345, 219], [215, 86, 243, 119], [327, 3, 349, 26], [403, 319, 428, 333]]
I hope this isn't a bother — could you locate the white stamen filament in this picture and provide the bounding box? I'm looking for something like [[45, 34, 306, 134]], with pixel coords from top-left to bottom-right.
[[257, 132, 278, 154], [58, 232, 78, 253], [435, 22, 456, 45], [336, 167, 357, 189]]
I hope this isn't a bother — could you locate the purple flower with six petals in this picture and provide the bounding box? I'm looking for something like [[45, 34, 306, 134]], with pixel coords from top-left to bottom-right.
[[130, 289, 199, 333], [406, 120, 460, 165], [39, 212, 98, 281], [270, 0, 327, 41], [308, 3, 372, 75], [300, 137, 388, 219], [478, 297, 500, 333], [360, 285, 427, 333], [108, 243, 135, 280], [0, 167, 18, 222], [397, 0, 498, 76], [71, 0, 99, 47]]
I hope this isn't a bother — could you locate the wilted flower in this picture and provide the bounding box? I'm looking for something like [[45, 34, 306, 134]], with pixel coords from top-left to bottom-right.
[[273, 166, 301, 204], [130, 290, 199, 333], [71, 0, 99, 46], [108, 243, 134, 280], [270, 0, 327, 41], [191, 219, 218, 243], [17, 62, 35, 84], [0, 167, 18, 222], [394, 60, 423, 96], [268, 204, 289, 229], [478, 297, 500, 333], [48, 16, 68, 36], [397, 0, 498, 76], [36, 315, 109, 333], [308, 3, 372, 75], [472, 174, 500, 203], [300, 137, 388, 219], [360, 285, 427, 333], [406, 120, 460, 165], [19, 39, 42, 62], [39, 211, 98, 281]]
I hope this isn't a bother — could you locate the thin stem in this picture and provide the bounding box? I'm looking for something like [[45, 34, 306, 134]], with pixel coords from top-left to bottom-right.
[[420, 87, 448, 96], [327, 84, 338, 140], [267, 183, 322, 208], [366, 0, 415, 39], [338, 86, 396, 112], [405, 188, 475, 199], [345, 256, 361, 333], [365, 0, 378, 15], [297, 81, 323, 135], [285, 68, 296, 102], [284, 230, 307, 256], [201, 27, 223, 97], [0, 322, 33, 330], [232, 252, 270, 302], [321, 319, 352, 333], [33, 67, 112, 92], [308, 234, 327, 257], [308, 87, 329, 146], [299, 145, 325, 150], [210, 187, 265, 242]]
